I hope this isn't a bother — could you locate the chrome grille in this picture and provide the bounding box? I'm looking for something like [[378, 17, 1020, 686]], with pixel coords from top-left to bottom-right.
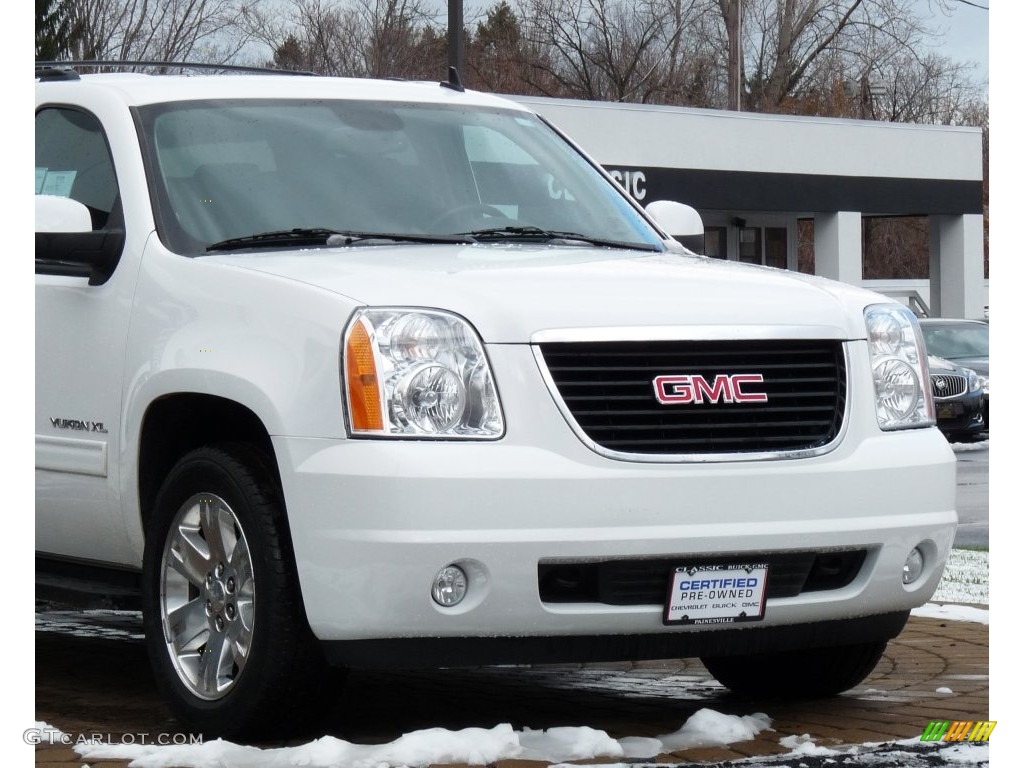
[[931, 374, 968, 399], [537, 339, 847, 458]]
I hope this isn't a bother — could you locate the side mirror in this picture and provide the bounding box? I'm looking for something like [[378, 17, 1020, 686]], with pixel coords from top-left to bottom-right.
[[36, 194, 93, 232], [644, 200, 705, 253], [36, 195, 124, 285]]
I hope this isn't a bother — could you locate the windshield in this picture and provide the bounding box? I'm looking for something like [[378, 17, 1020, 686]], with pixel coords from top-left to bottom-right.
[[921, 323, 989, 359], [137, 99, 663, 255]]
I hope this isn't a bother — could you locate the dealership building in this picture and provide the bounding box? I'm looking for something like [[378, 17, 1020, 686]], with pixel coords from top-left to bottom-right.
[[517, 97, 987, 320]]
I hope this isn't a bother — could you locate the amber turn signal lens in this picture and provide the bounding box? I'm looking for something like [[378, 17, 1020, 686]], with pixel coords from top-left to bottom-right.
[[345, 320, 384, 432]]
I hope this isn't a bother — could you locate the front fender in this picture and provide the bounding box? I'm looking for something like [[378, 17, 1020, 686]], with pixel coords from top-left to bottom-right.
[[118, 238, 360, 555]]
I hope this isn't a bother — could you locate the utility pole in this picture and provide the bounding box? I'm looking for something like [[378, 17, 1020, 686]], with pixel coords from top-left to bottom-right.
[[448, 0, 464, 76]]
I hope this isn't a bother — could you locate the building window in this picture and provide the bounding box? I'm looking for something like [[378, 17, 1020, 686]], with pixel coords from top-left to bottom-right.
[[765, 227, 787, 269], [704, 227, 727, 259], [738, 225, 788, 269], [739, 227, 761, 264]]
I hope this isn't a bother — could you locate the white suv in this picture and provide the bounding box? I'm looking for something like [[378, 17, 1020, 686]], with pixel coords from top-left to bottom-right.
[[35, 65, 957, 737]]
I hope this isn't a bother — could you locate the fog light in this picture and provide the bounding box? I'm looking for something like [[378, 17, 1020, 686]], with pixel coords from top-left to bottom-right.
[[431, 565, 468, 606], [903, 547, 925, 585]]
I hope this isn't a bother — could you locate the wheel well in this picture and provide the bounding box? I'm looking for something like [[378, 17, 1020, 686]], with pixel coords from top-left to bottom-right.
[[138, 394, 278, 528]]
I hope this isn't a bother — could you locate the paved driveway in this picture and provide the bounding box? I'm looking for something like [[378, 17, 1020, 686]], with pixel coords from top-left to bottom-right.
[[34, 611, 989, 766]]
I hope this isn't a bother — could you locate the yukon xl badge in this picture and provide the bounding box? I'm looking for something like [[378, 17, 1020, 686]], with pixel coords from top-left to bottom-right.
[[50, 417, 108, 433], [653, 374, 768, 405]]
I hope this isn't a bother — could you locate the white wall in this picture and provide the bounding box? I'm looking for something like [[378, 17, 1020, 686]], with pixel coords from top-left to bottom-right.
[[517, 97, 983, 182]]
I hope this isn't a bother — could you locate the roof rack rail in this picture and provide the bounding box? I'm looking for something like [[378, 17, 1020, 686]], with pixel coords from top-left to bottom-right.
[[35, 60, 317, 77]]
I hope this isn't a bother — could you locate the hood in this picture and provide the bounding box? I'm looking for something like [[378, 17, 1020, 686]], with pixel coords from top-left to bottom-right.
[[928, 355, 969, 375], [942, 356, 988, 376], [207, 244, 884, 343]]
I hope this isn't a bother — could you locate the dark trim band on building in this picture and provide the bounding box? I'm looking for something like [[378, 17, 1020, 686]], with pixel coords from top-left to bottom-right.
[[607, 166, 984, 216]]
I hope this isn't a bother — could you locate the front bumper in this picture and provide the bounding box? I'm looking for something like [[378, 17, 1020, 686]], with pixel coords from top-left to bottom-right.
[[935, 389, 986, 438], [321, 611, 912, 668], [274, 425, 956, 644]]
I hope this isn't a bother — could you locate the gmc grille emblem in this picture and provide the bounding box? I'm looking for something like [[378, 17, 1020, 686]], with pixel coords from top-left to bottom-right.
[[653, 374, 768, 405]]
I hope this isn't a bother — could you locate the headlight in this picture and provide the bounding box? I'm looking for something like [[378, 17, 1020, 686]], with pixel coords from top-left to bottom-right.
[[343, 308, 504, 438], [977, 374, 989, 394], [864, 305, 934, 430], [968, 369, 981, 393]]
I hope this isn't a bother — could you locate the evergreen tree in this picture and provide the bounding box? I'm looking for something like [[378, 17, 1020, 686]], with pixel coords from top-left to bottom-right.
[[36, 0, 78, 60]]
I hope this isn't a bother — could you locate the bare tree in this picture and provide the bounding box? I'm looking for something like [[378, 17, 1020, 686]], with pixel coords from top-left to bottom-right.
[[69, 0, 258, 63], [718, 0, 741, 107], [714, 0, 934, 113], [518, 0, 696, 102], [257, 0, 361, 74], [252, 0, 439, 78], [357, 0, 438, 78], [870, 52, 983, 123]]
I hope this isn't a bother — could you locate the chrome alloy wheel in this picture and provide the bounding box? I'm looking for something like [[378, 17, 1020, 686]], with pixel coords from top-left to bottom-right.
[[159, 492, 255, 700]]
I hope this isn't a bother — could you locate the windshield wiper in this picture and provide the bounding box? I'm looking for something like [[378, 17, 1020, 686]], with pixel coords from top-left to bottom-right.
[[205, 228, 472, 252], [459, 225, 658, 251]]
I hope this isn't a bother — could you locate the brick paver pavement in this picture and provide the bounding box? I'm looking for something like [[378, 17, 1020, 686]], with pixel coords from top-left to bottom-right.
[[34, 614, 989, 767]]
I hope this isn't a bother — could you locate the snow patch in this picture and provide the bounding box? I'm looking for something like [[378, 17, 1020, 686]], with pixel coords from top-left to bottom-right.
[[949, 439, 988, 452], [912, 603, 989, 624], [518, 726, 622, 762], [74, 709, 773, 768], [657, 708, 773, 750], [932, 549, 989, 606], [76, 725, 522, 768], [938, 742, 991, 763], [33, 721, 68, 745], [779, 733, 841, 756]]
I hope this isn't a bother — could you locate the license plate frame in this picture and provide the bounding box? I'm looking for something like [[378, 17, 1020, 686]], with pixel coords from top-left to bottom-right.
[[663, 563, 769, 626]]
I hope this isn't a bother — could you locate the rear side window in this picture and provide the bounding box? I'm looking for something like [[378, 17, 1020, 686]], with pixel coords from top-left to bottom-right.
[[36, 107, 119, 230]]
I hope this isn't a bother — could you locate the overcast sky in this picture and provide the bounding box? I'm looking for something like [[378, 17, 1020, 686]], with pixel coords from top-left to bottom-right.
[[916, 0, 990, 82]]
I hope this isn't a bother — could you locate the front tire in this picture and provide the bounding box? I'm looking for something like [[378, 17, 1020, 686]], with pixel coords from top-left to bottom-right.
[[701, 640, 887, 698], [142, 444, 330, 737]]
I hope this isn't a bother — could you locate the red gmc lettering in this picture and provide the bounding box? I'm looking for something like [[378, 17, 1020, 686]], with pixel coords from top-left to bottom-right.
[[694, 375, 730, 403], [653, 374, 768, 405], [730, 374, 769, 403]]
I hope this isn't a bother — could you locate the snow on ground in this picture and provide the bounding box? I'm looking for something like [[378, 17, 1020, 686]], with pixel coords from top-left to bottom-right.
[[46, 588, 991, 768], [73, 710, 773, 768], [931, 548, 989, 606], [33, 608, 145, 641], [68, 712, 992, 768], [656, 709, 772, 751], [949, 438, 989, 452], [912, 602, 989, 624], [562, 738, 989, 767], [915, 544, 990, 624]]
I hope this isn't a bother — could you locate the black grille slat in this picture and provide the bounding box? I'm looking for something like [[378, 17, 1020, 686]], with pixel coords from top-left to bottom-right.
[[587, 420, 836, 432], [547, 363, 840, 374], [568, 400, 839, 412], [561, 387, 839, 397], [931, 373, 968, 398], [602, 436, 831, 448], [538, 550, 867, 606], [540, 339, 846, 456]]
